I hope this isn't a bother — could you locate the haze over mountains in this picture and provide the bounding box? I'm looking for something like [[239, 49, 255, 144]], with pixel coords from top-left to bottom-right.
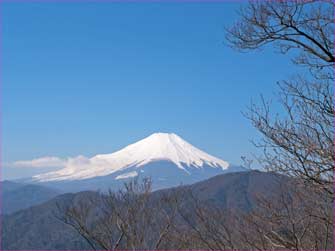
[[22, 133, 245, 191]]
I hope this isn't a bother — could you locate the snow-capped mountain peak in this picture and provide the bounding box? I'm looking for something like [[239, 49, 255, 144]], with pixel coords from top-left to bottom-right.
[[94, 132, 228, 169], [33, 132, 230, 182]]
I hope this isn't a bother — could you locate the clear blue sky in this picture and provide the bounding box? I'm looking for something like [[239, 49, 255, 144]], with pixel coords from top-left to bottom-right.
[[2, 2, 297, 179]]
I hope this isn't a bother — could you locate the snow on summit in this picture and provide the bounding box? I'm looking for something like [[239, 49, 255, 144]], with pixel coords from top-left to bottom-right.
[[33, 132, 230, 182]]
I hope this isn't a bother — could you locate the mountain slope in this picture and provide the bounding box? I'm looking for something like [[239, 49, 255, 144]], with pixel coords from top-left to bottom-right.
[[33, 133, 229, 182], [2, 192, 94, 250], [29, 133, 244, 191], [2, 171, 288, 250], [2, 181, 61, 214]]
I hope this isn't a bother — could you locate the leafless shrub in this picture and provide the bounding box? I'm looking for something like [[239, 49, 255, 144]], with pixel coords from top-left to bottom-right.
[[57, 178, 181, 250]]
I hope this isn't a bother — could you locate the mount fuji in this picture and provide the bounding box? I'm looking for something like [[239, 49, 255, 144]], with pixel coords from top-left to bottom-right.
[[30, 133, 246, 191]]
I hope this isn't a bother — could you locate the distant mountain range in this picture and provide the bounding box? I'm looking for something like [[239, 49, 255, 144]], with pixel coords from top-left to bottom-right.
[[2, 171, 288, 250], [2, 181, 61, 215], [21, 132, 245, 192]]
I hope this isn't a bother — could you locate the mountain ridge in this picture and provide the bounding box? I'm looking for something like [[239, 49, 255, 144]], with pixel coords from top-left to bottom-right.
[[1, 171, 288, 250]]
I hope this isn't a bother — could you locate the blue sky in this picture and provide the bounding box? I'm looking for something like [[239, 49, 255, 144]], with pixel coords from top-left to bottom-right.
[[2, 2, 298, 179]]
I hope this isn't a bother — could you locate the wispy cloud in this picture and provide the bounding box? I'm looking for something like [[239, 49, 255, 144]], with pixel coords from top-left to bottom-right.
[[12, 156, 66, 168]]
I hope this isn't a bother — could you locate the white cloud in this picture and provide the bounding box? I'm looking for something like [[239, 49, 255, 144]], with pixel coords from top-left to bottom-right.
[[67, 155, 90, 166], [12, 156, 66, 168]]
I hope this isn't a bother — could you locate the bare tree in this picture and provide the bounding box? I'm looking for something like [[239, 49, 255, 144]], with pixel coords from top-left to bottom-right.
[[58, 178, 181, 250], [247, 78, 334, 197], [223, 1, 334, 249], [237, 179, 333, 250], [226, 0, 334, 79], [176, 190, 238, 250], [227, 0, 334, 198], [175, 177, 333, 251]]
